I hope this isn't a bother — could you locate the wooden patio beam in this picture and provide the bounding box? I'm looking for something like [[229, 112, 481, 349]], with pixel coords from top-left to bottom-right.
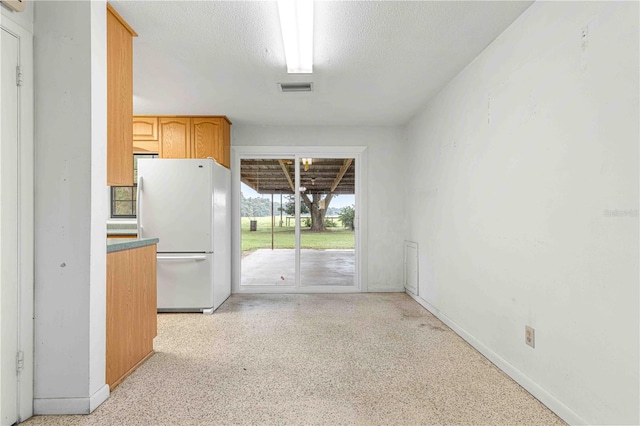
[[330, 159, 353, 193], [278, 159, 295, 192]]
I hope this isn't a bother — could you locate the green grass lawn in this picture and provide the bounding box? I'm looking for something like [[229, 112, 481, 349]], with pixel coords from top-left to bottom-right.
[[241, 216, 354, 252]]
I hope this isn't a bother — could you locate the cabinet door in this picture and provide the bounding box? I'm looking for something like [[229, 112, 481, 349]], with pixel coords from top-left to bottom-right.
[[129, 245, 157, 355], [107, 4, 135, 185], [133, 117, 159, 153], [133, 116, 158, 141], [159, 117, 191, 158], [106, 244, 157, 390], [106, 248, 131, 388], [191, 117, 223, 161]]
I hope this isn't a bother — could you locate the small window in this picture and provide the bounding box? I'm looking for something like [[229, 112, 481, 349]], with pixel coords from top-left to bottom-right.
[[110, 154, 157, 218]]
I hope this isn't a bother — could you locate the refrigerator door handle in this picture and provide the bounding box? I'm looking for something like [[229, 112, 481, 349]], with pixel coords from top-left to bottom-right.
[[157, 255, 207, 261], [136, 176, 143, 236]]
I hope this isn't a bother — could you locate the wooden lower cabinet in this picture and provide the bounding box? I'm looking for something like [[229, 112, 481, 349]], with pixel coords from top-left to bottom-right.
[[106, 244, 157, 390]]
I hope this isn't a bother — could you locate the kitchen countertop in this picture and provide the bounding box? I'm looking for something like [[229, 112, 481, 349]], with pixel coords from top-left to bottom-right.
[[107, 237, 159, 253]]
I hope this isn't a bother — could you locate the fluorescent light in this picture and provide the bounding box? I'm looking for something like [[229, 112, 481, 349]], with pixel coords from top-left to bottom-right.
[[277, 0, 313, 74]]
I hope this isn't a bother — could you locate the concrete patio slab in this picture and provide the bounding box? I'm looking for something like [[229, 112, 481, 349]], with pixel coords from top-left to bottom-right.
[[241, 249, 355, 287]]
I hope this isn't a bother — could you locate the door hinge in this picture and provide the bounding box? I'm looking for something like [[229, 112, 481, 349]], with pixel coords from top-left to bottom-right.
[[16, 65, 23, 87], [16, 351, 24, 374]]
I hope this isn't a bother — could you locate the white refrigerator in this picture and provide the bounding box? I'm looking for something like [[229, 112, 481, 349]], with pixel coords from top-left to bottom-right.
[[137, 158, 230, 314]]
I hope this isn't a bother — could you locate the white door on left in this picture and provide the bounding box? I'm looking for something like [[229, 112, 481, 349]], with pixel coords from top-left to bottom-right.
[[0, 26, 20, 426]]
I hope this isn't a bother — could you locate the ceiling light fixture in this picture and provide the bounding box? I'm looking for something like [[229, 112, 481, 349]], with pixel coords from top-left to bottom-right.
[[277, 0, 313, 74], [301, 158, 313, 171]]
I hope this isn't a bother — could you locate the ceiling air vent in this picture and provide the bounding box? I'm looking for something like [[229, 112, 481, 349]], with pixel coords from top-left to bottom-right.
[[278, 82, 313, 93]]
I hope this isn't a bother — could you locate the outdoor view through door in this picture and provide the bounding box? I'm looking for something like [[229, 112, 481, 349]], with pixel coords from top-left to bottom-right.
[[240, 158, 356, 288]]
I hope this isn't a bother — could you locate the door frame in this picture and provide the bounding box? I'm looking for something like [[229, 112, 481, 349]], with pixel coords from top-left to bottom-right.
[[0, 14, 34, 424], [231, 146, 367, 294]]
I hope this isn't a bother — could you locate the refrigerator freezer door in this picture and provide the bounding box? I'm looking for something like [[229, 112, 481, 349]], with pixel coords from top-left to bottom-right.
[[157, 253, 214, 311], [138, 159, 214, 253]]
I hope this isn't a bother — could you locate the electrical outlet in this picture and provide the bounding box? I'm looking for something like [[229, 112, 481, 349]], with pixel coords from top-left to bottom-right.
[[525, 326, 535, 348]]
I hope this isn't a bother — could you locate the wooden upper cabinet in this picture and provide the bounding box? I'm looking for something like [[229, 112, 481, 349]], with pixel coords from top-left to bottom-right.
[[137, 115, 231, 166], [192, 118, 222, 160], [133, 116, 159, 154], [159, 117, 191, 158], [133, 116, 158, 141], [133, 140, 159, 154], [222, 119, 231, 168], [190, 116, 231, 168], [107, 4, 137, 186]]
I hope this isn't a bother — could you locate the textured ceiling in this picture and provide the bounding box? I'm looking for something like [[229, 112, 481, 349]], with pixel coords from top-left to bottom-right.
[[110, 1, 533, 126]]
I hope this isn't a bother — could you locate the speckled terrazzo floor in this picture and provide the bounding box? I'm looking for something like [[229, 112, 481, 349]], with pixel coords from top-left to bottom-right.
[[24, 293, 565, 426]]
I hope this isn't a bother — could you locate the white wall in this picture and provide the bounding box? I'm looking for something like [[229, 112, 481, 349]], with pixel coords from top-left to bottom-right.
[[232, 125, 406, 292], [33, 1, 109, 414], [0, 1, 33, 33], [404, 2, 638, 425]]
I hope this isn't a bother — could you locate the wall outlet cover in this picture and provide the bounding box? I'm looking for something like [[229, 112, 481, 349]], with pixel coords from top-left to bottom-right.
[[525, 325, 535, 348]]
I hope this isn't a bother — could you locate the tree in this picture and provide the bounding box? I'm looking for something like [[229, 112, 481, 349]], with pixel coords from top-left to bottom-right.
[[281, 195, 309, 216], [240, 192, 281, 217], [281, 193, 338, 231], [301, 192, 334, 232], [338, 205, 355, 230]]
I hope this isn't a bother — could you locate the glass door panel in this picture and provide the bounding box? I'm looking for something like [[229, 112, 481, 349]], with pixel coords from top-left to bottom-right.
[[240, 158, 296, 286], [299, 158, 356, 287]]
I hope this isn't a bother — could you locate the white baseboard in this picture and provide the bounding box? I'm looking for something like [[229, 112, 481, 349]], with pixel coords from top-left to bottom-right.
[[406, 291, 588, 426], [34, 384, 110, 415], [367, 286, 404, 293], [89, 384, 110, 412]]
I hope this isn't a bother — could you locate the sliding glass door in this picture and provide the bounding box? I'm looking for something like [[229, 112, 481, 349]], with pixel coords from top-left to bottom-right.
[[239, 153, 358, 291], [299, 158, 355, 287], [240, 158, 296, 287]]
